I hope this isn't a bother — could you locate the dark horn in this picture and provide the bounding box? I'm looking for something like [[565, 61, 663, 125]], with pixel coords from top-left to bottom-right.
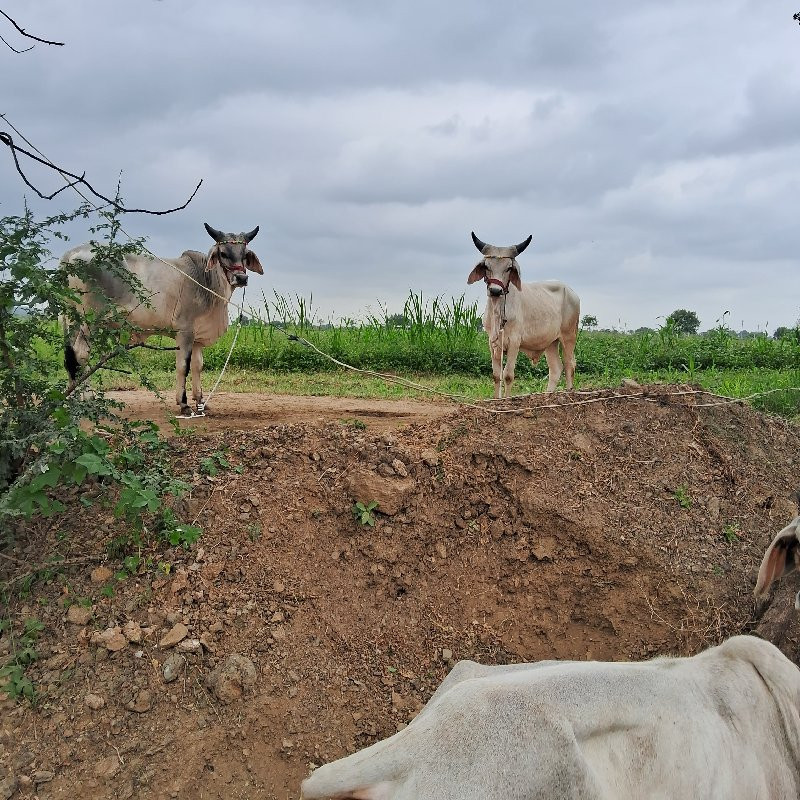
[[204, 223, 225, 242], [243, 226, 259, 244], [513, 235, 533, 255], [471, 231, 490, 253]]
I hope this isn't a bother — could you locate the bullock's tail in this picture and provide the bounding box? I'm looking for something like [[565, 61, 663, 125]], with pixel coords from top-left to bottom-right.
[[61, 318, 89, 387]]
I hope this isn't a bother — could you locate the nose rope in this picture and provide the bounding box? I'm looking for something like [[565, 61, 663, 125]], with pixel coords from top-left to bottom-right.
[[484, 277, 509, 398]]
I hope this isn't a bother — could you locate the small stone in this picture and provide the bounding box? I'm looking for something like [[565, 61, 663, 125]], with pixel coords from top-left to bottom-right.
[[165, 611, 183, 625], [85, 693, 106, 710], [94, 754, 121, 779], [205, 654, 257, 703], [441, 648, 453, 662], [272, 626, 286, 641], [122, 621, 142, 644], [33, 771, 55, 784], [270, 611, 285, 623], [620, 378, 640, 389], [66, 605, 92, 625], [435, 542, 447, 559], [170, 570, 189, 595], [391, 459, 409, 477], [273, 580, 285, 593], [90, 566, 113, 584], [0, 776, 18, 800], [421, 449, 440, 467], [177, 638, 202, 653], [91, 627, 127, 652], [377, 462, 395, 478], [126, 689, 152, 714], [159, 623, 189, 649], [163, 653, 186, 683]]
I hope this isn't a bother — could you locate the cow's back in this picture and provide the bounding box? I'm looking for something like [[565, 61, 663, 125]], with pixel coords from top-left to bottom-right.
[[507, 280, 579, 348], [304, 636, 800, 800], [62, 245, 219, 337]]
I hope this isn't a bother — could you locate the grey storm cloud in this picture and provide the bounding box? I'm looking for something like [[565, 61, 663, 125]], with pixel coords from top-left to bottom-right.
[[2, 0, 800, 331]]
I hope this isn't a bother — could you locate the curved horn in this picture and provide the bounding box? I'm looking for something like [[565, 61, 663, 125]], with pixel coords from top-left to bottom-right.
[[243, 226, 259, 244], [513, 235, 533, 255], [204, 223, 225, 242], [471, 231, 490, 253]]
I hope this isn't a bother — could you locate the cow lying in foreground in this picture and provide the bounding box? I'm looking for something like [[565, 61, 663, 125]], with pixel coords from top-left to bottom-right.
[[467, 232, 580, 398], [62, 223, 262, 416], [302, 635, 800, 800]]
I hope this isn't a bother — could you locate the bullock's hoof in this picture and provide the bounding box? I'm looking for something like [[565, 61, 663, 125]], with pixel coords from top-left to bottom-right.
[[177, 404, 194, 418]]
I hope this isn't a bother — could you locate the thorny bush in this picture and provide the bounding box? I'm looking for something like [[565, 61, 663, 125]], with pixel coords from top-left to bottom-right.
[[0, 203, 200, 551]]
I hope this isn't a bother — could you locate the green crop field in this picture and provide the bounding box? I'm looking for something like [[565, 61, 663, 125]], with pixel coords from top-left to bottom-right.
[[46, 292, 800, 418]]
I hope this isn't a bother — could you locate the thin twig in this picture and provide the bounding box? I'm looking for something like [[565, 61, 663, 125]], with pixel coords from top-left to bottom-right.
[[0, 120, 202, 214], [0, 10, 65, 46], [105, 738, 124, 766], [0, 32, 32, 52]]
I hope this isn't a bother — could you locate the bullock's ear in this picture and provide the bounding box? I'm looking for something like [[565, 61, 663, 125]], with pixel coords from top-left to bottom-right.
[[206, 247, 221, 272], [509, 260, 522, 291], [755, 519, 800, 597], [467, 261, 486, 285], [244, 250, 263, 275]]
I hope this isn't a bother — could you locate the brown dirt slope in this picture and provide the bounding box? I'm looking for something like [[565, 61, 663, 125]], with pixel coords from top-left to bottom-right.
[[1, 385, 799, 800]]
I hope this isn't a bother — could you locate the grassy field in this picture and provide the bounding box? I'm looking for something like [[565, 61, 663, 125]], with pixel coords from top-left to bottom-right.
[[50, 292, 800, 417]]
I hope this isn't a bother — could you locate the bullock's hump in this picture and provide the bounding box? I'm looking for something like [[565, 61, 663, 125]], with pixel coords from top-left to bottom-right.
[[178, 250, 207, 269], [61, 243, 94, 263]]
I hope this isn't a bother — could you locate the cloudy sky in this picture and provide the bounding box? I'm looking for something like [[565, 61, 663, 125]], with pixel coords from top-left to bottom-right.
[[2, 0, 800, 332]]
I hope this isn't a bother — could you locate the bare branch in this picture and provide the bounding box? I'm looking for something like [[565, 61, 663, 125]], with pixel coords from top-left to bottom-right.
[[0, 9, 64, 47], [0, 32, 32, 53], [0, 130, 203, 215]]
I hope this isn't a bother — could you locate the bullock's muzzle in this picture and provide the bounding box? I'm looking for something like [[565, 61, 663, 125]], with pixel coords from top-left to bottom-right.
[[488, 285, 503, 298], [227, 269, 248, 287]]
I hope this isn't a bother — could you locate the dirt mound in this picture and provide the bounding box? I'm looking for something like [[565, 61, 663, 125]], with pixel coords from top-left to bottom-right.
[[1, 385, 799, 799]]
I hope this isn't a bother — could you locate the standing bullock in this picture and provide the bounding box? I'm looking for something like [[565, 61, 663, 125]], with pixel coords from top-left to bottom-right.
[[301, 635, 800, 800], [62, 223, 262, 416], [467, 232, 580, 398]]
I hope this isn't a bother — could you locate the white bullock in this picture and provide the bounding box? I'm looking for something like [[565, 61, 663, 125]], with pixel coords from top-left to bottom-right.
[[302, 635, 800, 800], [467, 232, 580, 398]]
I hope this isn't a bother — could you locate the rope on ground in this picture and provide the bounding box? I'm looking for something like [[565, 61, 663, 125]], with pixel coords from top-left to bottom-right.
[[273, 327, 800, 416]]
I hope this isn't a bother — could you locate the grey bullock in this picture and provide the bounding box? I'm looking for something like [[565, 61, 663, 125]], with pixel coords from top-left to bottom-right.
[[755, 510, 800, 609], [301, 635, 800, 800], [62, 223, 262, 415], [467, 232, 580, 398]]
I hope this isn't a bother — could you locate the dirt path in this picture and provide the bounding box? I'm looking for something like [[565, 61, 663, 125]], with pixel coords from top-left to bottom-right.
[[108, 389, 454, 433]]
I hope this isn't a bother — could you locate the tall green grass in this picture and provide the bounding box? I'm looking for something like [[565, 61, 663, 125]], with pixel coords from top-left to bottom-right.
[[42, 291, 800, 416]]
